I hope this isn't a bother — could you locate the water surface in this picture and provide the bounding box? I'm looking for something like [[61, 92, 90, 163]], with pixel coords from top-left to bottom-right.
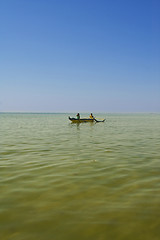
[[0, 113, 160, 240]]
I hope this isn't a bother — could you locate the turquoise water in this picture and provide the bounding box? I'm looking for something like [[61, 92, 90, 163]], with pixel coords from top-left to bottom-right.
[[0, 113, 160, 240]]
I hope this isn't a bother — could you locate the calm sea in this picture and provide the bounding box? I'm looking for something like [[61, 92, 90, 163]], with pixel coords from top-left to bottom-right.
[[0, 113, 160, 240]]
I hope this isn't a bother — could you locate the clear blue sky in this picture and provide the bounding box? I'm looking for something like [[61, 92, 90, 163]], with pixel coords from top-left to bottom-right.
[[0, 0, 160, 112]]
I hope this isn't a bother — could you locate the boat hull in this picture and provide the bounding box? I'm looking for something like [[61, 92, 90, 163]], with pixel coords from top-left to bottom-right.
[[69, 117, 94, 123]]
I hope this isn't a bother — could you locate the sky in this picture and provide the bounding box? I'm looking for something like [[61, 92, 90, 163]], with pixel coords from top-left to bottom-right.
[[0, 0, 160, 113]]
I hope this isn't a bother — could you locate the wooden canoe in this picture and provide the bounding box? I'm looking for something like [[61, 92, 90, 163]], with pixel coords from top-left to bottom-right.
[[68, 117, 94, 123]]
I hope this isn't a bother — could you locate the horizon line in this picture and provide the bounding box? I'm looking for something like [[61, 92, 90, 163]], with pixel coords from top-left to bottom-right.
[[0, 111, 160, 114]]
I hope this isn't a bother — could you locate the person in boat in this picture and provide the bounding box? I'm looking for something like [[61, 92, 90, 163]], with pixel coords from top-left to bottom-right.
[[90, 113, 94, 119], [76, 113, 80, 120]]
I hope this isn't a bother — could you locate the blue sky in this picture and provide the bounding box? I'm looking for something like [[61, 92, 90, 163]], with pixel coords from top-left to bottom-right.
[[0, 0, 160, 112]]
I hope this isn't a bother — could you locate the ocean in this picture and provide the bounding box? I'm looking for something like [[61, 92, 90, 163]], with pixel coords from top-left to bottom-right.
[[0, 113, 160, 240]]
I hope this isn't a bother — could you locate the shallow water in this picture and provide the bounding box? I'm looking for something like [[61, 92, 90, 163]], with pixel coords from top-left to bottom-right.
[[0, 113, 160, 240]]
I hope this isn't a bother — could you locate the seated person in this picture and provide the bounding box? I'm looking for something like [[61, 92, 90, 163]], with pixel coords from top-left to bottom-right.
[[76, 113, 80, 120], [90, 113, 94, 119]]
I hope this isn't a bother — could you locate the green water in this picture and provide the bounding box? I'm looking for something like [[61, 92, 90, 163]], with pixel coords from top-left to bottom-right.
[[0, 113, 160, 240]]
